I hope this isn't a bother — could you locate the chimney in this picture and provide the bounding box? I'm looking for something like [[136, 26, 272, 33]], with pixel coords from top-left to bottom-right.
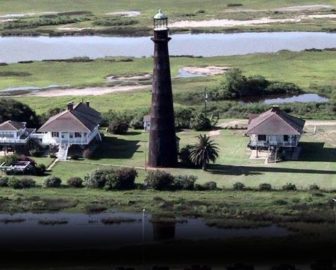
[[67, 102, 74, 111], [86, 101, 90, 107]]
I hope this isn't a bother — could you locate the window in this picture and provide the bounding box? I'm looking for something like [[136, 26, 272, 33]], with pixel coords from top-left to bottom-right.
[[75, 133, 82, 138], [52, 132, 59, 138], [258, 135, 266, 141], [284, 135, 289, 142]]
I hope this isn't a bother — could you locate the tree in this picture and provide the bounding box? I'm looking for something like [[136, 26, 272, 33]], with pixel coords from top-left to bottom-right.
[[190, 134, 219, 170], [217, 68, 247, 99], [0, 99, 40, 127]]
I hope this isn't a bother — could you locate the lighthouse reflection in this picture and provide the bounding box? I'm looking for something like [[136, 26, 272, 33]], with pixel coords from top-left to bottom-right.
[[151, 215, 176, 241]]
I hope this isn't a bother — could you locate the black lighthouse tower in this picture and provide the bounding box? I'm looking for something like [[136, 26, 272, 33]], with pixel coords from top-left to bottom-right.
[[148, 10, 178, 167]]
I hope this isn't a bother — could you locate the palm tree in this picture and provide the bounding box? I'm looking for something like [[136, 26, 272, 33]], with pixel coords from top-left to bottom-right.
[[190, 134, 219, 170]]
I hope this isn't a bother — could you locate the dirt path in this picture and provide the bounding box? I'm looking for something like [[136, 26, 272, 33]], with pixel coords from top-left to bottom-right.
[[181, 66, 229, 76], [105, 11, 141, 17], [305, 120, 336, 126], [169, 13, 336, 28], [30, 85, 149, 97]]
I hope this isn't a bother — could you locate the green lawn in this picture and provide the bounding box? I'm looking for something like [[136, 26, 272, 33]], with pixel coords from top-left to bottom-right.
[[4, 50, 336, 114], [41, 127, 336, 190]]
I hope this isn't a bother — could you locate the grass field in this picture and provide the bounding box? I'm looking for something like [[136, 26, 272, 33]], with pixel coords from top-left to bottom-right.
[[27, 126, 335, 190], [2, 50, 335, 114], [1, 0, 335, 15], [0, 0, 336, 35]]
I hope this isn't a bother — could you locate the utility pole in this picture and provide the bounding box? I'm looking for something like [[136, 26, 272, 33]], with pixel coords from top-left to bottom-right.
[[204, 88, 208, 118]]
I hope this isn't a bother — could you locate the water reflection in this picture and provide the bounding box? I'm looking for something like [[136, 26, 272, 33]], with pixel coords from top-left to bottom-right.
[[0, 212, 289, 251]]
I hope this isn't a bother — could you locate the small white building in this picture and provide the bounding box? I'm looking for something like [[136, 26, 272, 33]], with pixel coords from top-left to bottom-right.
[[0, 120, 35, 145], [143, 115, 151, 131], [38, 102, 102, 160]]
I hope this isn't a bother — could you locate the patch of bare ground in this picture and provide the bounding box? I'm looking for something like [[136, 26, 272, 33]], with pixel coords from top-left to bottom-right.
[[169, 12, 336, 28], [219, 120, 248, 130], [105, 11, 141, 17], [30, 85, 148, 97], [180, 66, 229, 76]]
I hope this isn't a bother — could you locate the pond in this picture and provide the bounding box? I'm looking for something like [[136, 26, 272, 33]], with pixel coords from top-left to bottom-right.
[[1, 32, 336, 63], [0, 211, 289, 251], [241, 93, 329, 104]]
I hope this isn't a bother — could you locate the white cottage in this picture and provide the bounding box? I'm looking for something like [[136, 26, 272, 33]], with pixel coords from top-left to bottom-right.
[[246, 107, 305, 161], [0, 120, 35, 145], [38, 102, 102, 160]]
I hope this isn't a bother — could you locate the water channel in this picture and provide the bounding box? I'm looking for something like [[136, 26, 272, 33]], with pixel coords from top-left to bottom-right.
[[1, 32, 336, 63]]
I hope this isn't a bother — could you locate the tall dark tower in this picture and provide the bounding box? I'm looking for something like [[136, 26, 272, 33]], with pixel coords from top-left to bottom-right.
[[148, 10, 177, 167]]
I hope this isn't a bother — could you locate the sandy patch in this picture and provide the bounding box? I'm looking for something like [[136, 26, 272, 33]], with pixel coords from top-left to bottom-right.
[[106, 11, 141, 17], [30, 85, 148, 97], [208, 130, 221, 137], [169, 13, 336, 28], [307, 14, 336, 19], [305, 120, 336, 127], [57, 27, 89, 31], [181, 66, 230, 76], [218, 120, 248, 129]]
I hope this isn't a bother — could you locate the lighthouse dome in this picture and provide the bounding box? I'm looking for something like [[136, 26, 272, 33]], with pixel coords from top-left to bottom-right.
[[154, 9, 167, 20]]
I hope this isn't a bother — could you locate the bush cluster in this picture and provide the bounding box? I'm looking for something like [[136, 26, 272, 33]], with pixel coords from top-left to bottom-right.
[[84, 168, 137, 190], [145, 171, 199, 191], [43, 176, 62, 188], [67, 177, 83, 188], [282, 183, 297, 191], [8, 177, 36, 189]]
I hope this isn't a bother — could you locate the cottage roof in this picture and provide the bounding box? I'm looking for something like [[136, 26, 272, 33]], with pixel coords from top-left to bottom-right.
[[246, 107, 305, 136], [0, 120, 26, 131], [38, 102, 101, 133]]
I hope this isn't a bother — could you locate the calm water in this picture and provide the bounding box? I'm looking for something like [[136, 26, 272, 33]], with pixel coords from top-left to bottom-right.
[[241, 93, 329, 104], [1, 32, 336, 63], [0, 212, 289, 251]]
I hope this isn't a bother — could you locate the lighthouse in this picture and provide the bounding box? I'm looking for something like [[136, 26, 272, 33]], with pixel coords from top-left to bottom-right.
[[148, 10, 178, 167]]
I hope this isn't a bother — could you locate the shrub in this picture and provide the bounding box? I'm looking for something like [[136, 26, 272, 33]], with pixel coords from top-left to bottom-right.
[[233, 182, 245, 191], [282, 183, 297, 191], [273, 199, 288, 205], [8, 177, 35, 189], [0, 154, 18, 166], [259, 183, 272, 191], [175, 107, 193, 129], [309, 184, 320, 191], [83, 148, 94, 159], [84, 168, 115, 188], [104, 168, 137, 190], [203, 181, 218, 190], [178, 145, 196, 167], [191, 113, 212, 131], [144, 171, 175, 191], [108, 120, 129, 134], [173, 175, 197, 190], [195, 181, 218, 191], [0, 176, 9, 187], [67, 177, 83, 188], [35, 163, 46, 176], [43, 176, 62, 188]]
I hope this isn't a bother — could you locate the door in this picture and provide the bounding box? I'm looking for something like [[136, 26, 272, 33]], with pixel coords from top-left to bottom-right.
[[61, 132, 69, 144]]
